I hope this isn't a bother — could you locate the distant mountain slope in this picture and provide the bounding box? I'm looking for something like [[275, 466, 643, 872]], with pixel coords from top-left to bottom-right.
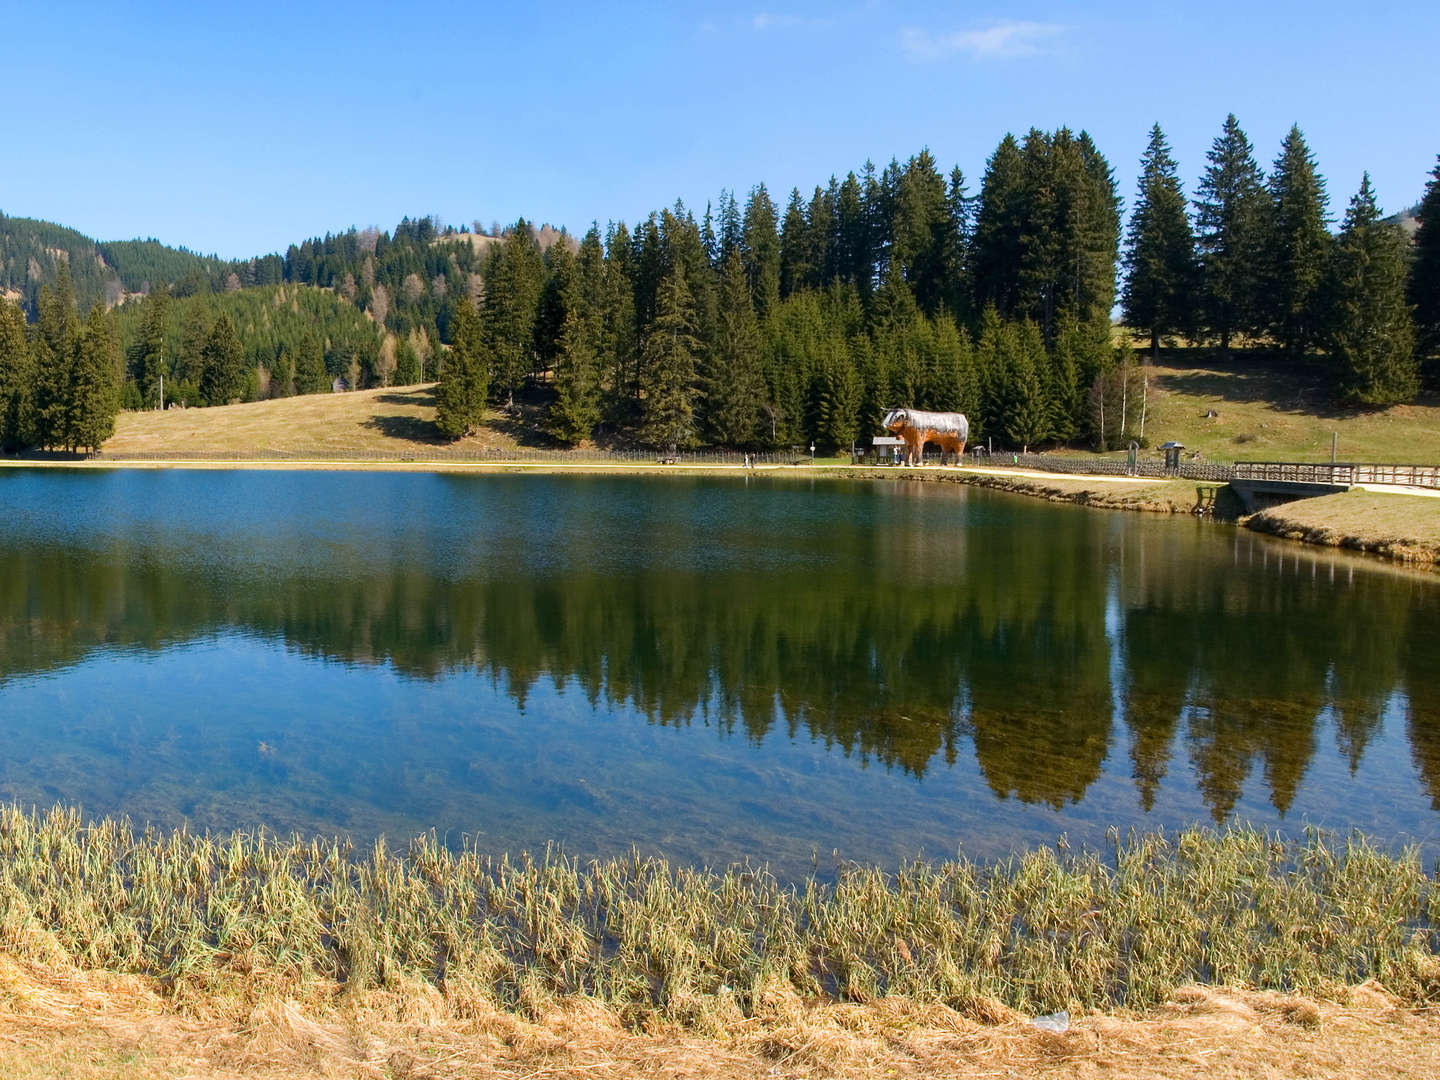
[[0, 213, 228, 315], [1384, 203, 1421, 237]]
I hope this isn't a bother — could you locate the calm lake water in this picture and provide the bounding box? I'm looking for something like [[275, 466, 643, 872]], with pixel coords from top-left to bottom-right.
[[2, 468, 1439, 876]]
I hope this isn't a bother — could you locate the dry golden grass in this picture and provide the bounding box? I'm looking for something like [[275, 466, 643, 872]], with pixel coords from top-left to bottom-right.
[[1, 953, 1437, 1080], [105, 385, 467, 457], [1249, 490, 1440, 566]]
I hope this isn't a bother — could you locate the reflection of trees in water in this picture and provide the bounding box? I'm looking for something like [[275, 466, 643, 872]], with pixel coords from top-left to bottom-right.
[[2, 526, 1438, 821]]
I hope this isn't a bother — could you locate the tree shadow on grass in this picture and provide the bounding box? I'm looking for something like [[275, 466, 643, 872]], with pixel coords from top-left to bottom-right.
[[375, 388, 436, 408], [1149, 348, 1410, 421], [362, 414, 446, 444]]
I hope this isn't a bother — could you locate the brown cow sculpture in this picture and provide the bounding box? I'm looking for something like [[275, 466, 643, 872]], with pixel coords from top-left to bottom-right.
[[883, 408, 969, 466]]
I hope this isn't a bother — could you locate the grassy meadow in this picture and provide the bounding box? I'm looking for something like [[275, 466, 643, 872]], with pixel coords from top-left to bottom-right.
[[1116, 345, 1440, 464]]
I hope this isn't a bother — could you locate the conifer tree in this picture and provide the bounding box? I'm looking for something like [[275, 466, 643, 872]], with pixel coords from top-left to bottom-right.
[[833, 172, 871, 294], [815, 339, 862, 452], [891, 149, 950, 317], [806, 185, 833, 289], [128, 285, 169, 409], [34, 270, 79, 449], [199, 314, 246, 405], [294, 336, 329, 395], [639, 268, 700, 448], [1411, 155, 1440, 361], [547, 228, 605, 444], [1003, 320, 1051, 451], [0, 299, 34, 452], [1123, 124, 1197, 361], [973, 135, 1028, 318], [705, 250, 765, 445], [779, 188, 812, 298], [1264, 126, 1330, 359], [70, 304, 120, 453], [435, 295, 488, 437], [741, 184, 781, 320], [945, 166, 975, 323], [1194, 114, 1268, 355], [482, 221, 545, 408], [1326, 174, 1418, 404]]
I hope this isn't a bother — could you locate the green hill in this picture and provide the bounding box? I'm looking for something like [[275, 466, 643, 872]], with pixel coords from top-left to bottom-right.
[[0, 213, 229, 315]]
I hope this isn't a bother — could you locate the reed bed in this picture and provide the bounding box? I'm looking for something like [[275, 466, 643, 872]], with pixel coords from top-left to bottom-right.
[[0, 806, 1436, 1028]]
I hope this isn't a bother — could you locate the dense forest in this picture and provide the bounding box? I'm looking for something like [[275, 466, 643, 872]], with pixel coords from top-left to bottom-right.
[[2, 116, 1438, 455]]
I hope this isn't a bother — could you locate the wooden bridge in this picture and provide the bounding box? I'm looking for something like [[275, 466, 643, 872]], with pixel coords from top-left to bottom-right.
[[1230, 461, 1440, 511]]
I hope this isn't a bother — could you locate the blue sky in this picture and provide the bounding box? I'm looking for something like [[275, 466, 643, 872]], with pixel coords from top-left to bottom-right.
[[5, 1, 1437, 259]]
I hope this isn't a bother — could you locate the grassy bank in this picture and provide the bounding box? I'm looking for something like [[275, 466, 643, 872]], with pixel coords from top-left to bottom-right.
[[1127, 347, 1440, 464], [2, 808, 1438, 1076], [2, 807, 1436, 1025], [1247, 490, 1440, 567]]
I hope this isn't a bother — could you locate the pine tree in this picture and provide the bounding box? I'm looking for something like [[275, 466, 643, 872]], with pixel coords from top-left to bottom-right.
[[482, 221, 545, 408], [1194, 114, 1269, 355], [547, 228, 605, 444], [833, 172, 871, 294], [293, 338, 328, 397], [705, 250, 765, 445], [0, 298, 34, 451], [1264, 126, 1330, 359], [779, 188, 812, 298], [128, 285, 169, 409], [945, 166, 975, 323], [1122, 124, 1198, 361], [891, 149, 950, 316], [741, 184, 781, 320], [973, 134, 1027, 319], [639, 268, 700, 448], [1003, 320, 1051, 451], [34, 270, 79, 449], [1327, 174, 1418, 405], [70, 304, 120, 453], [815, 339, 862, 452], [1411, 155, 1440, 361], [199, 314, 246, 405], [435, 294, 489, 437]]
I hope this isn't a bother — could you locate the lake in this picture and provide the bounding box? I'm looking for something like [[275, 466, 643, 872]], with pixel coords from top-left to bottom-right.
[[1, 468, 1438, 877]]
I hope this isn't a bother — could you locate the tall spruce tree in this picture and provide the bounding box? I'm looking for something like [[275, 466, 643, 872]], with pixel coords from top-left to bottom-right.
[[705, 250, 765, 445], [199, 313, 246, 405], [435, 294, 488, 437], [34, 270, 79, 450], [1326, 174, 1418, 404], [1194, 114, 1269, 355], [70, 304, 120, 453], [833, 172, 871, 294], [483, 221, 545, 408], [779, 188, 812, 298], [945, 166, 975, 323], [741, 184, 781, 320], [891, 149, 950, 317], [1264, 126, 1330, 359], [547, 228, 605, 444], [1411, 155, 1440, 362], [128, 285, 169, 409], [973, 134, 1028, 319], [639, 268, 700, 448], [1123, 124, 1197, 361], [0, 298, 34, 451]]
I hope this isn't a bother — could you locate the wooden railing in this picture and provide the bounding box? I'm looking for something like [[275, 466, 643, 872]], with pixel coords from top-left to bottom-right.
[[1233, 461, 1440, 490]]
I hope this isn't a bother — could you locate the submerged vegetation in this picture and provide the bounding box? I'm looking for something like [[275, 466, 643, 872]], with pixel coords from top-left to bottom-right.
[[0, 807, 1436, 1026]]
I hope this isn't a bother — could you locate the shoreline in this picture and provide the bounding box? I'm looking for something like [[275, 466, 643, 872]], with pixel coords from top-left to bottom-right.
[[6, 454, 1438, 570], [0, 807, 1436, 1079]]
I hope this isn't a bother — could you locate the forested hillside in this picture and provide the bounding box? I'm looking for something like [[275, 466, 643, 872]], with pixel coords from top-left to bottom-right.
[[0, 214, 230, 313], [2, 118, 1438, 456]]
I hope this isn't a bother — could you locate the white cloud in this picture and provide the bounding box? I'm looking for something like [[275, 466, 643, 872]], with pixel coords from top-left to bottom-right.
[[752, 12, 828, 32], [900, 20, 1065, 61]]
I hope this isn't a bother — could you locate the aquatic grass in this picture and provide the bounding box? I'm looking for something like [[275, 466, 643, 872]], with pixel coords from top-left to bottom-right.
[[0, 806, 1435, 1027]]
